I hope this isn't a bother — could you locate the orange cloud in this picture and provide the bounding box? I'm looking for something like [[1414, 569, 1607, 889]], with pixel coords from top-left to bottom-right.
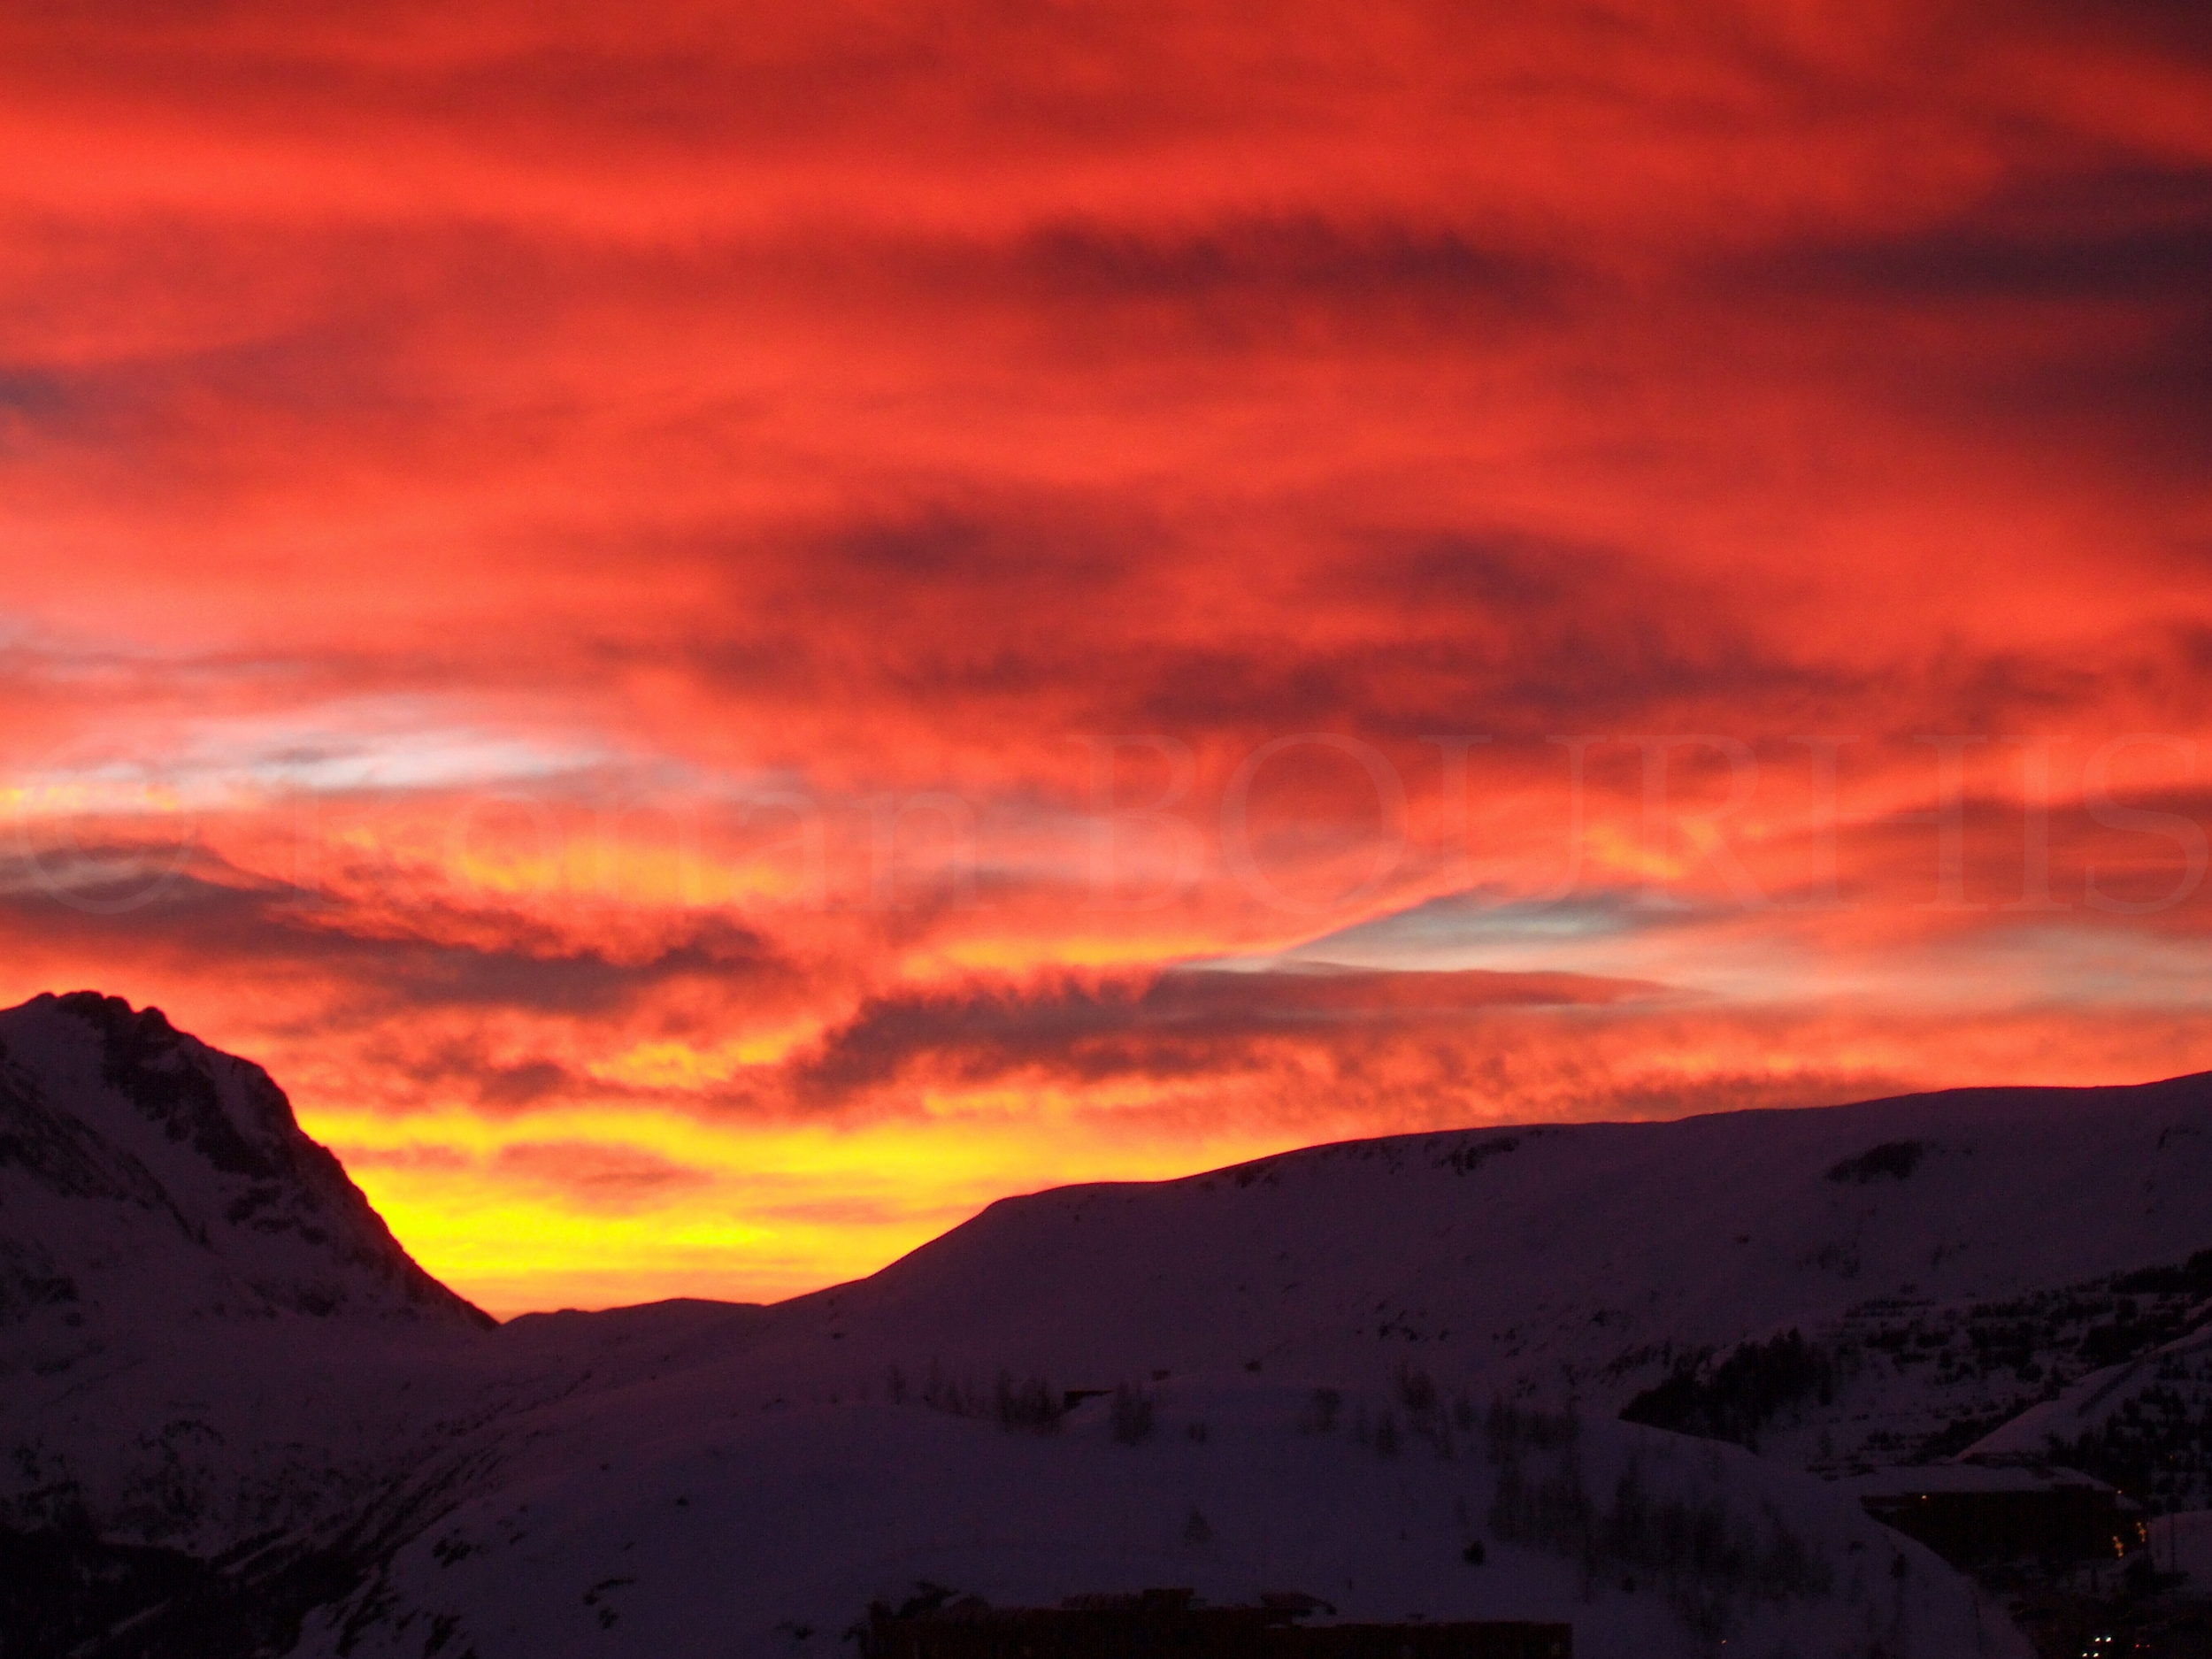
[[2, 1, 2209, 1309]]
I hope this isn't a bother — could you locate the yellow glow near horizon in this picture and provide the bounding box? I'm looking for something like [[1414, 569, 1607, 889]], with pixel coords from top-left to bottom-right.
[[301, 1102, 1291, 1317]]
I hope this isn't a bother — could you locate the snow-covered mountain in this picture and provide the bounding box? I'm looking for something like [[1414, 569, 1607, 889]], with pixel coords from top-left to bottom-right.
[[0, 990, 488, 1334], [750, 1072, 2212, 1485], [295, 1371, 2022, 1659], [0, 991, 494, 1558], [14, 992, 2212, 1657]]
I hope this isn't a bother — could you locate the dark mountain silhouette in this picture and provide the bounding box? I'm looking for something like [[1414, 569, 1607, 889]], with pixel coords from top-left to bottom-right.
[[23, 993, 2212, 1656]]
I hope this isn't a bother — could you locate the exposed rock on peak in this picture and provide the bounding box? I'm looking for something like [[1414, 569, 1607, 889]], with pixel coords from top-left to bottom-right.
[[0, 991, 489, 1331]]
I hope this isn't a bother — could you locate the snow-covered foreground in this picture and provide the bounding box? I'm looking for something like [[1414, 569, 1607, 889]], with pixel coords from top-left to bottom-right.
[[12, 991, 2212, 1655], [296, 1379, 2023, 1659]]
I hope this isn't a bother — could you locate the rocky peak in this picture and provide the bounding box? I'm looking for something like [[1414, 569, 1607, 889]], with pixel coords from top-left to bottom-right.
[[0, 991, 490, 1329]]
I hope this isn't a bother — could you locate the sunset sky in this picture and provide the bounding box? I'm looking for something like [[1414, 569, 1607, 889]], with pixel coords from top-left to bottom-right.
[[4, 2, 2211, 1315]]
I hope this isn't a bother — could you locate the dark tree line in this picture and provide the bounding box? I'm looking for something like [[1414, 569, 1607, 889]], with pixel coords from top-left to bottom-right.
[[1621, 1331, 1835, 1451]]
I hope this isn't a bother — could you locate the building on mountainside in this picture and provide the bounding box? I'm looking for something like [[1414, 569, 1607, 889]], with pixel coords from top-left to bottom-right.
[[862, 1588, 1571, 1659], [1856, 1456, 2147, 1570]]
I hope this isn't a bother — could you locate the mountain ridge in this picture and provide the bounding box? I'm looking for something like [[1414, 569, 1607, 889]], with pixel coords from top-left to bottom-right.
[[1, 990, 490, 1331], [12, 990, 2210, 1657]]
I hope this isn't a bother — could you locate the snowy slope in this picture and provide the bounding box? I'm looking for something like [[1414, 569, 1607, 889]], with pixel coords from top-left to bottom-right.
[[275, 1069, 2204, 1658], [629, 1073, 2212, 1479], [1964, 1297, 2212, 1509], [294, 1381, 2025, 1659], [15, 994, 2211, 1656], [0, 990, 488, 1332], [0, 992, 495, 1551]]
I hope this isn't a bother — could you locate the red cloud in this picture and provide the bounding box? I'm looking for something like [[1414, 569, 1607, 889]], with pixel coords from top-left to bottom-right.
[[2, 1, 2209, 1306]]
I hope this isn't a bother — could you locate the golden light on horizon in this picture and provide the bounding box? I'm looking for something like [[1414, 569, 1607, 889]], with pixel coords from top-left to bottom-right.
[[4, 1, 2211, 1313]]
